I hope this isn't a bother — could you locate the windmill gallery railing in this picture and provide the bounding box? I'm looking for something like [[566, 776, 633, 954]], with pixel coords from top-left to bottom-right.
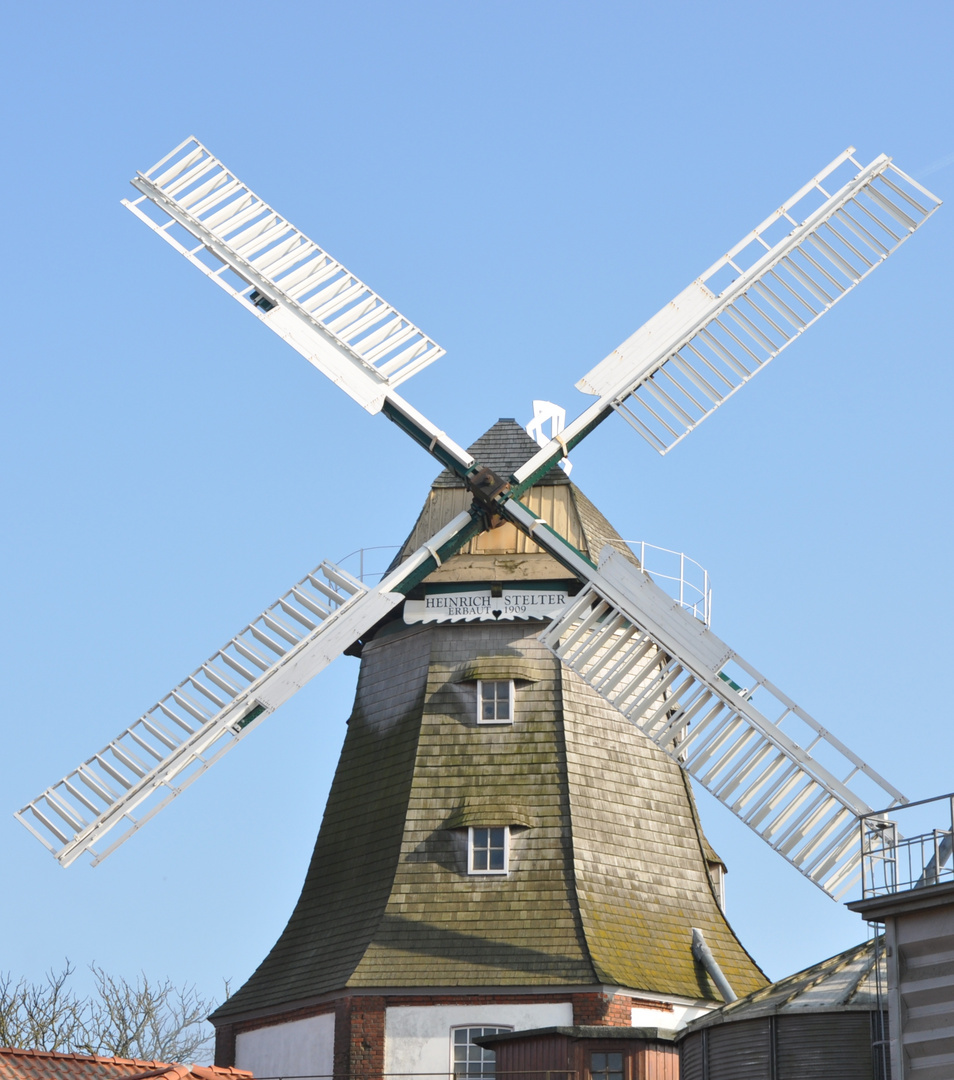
[[625, 541, 711, 627], [337, 542, 711, 619], [338, 546, 402, 584], [860, 792, 954, 898]]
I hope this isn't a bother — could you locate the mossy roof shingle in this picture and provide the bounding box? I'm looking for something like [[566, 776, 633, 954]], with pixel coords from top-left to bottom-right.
[[215, 620, 765, 1020], [213, 420, 766, 1023]]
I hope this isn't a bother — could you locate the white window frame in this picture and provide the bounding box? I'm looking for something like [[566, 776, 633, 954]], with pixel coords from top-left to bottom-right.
[[708, 861, 726, 912], [468, 825, 510, 875], [476, 679, 515, 725], [451, 1025, 512, 1080]]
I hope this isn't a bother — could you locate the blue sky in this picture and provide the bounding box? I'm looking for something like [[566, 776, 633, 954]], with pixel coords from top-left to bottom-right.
[[2, 0, 952, 1017]]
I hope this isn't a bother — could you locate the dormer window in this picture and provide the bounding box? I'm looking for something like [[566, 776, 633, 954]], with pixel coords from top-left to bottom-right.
[[708, 859, 726, 912], [477, 680, 514, 724], [468, 826, 509, 874]]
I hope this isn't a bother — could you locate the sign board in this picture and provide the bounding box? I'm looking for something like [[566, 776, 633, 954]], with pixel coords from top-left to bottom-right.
[[404, 588, 569, 623]]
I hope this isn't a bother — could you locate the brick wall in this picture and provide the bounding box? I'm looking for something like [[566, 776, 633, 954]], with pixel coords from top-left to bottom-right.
[[571, 991, 653, 1026], [217, 989, 677, 1069], [334, 995, 386, 1079], [214, 1023, 235, 1067]]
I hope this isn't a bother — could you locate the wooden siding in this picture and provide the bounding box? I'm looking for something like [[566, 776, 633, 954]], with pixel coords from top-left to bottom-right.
[[495, 1034, 678, 1080], [400, 485, 588, 560], [635, 1042, 679, 1080], [495, 1032, 573, 1080]]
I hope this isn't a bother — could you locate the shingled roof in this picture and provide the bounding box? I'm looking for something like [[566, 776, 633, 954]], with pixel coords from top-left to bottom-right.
[[683, 938, 884, 1030], [0, 1048, 249, 1080], [213, 618, 764, 1023], [431, 418, 569, 487], [212, 419, 765, 1024]]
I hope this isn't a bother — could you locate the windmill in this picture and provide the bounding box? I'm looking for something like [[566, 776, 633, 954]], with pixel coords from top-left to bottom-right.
[[15, 137, 941, 910]]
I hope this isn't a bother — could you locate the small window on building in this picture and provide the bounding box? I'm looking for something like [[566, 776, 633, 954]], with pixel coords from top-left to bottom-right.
[[589, 1052, 624, 1080], [477, 679, 514, 724], [707, 859, 726, 913], [452, 1026, 510, 1079], [468, 826, 509, 874]]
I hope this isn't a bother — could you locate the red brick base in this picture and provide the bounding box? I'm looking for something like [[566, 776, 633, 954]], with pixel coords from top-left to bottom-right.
[[216, 989, 677, 1072]]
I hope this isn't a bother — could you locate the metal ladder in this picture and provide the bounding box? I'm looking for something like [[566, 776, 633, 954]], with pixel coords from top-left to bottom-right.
[[541, 547, 906, 898]]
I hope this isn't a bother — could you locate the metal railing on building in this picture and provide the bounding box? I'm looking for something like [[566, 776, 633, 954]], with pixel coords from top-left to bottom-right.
[[860, 791, 954, 898]]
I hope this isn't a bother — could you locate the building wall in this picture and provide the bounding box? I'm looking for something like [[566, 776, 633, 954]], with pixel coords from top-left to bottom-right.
[[679, 1013, 880, 1080], [235, 1011, 335, 1078], [889, 899, 954, 1077], [384, 1001, 573, 1078], [492, 1031, 679, 1080], [630, 1002, 707, 1031]]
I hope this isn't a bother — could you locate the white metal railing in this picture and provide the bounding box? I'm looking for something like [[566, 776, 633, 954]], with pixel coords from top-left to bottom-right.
[[337, 546, 401, 584], [625, 541, 712, 626], [541, 547, 906, 898], [861, 792, 954, 898]]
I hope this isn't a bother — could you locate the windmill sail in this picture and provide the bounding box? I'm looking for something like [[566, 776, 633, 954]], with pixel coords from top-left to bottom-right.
[[575, 149, 941, 454], [539, 544, 906, 899], [123, 137, 444, 413], [17, 512, 475, 867]]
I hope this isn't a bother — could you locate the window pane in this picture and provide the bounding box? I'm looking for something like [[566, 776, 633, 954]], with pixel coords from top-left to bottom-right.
[[453, 1027, 509, 1079], [478, 681, 513, 722], [469, 826, 508, 874], [590, 1051, 624, 1080]]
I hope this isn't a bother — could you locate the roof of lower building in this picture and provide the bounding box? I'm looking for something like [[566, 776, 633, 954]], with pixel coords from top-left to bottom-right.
[[0, 1048, 249, 1080], [682, 938, 884, 1031], [474, 1027, 677, 1045]]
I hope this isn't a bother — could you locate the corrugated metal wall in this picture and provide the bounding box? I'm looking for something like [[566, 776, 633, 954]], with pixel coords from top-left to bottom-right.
[[679, 1012, 884, 1079], [678, 1033, 704, 1080], [706, 1019, 772, 1080], [776, 1013, 873, 1079]]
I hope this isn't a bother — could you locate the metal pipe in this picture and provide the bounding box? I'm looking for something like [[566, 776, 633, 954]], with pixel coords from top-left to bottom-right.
[[691, 927, 737, 1003]]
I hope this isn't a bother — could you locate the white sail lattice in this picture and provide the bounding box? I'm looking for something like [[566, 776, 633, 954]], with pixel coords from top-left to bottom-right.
[[123, 137, 444, 412], [540, 546, 906, 898], [576, 149, 941, 453]]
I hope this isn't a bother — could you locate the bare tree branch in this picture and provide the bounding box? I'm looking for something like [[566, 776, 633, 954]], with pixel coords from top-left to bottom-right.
[[0, 962, 216, 1063]]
